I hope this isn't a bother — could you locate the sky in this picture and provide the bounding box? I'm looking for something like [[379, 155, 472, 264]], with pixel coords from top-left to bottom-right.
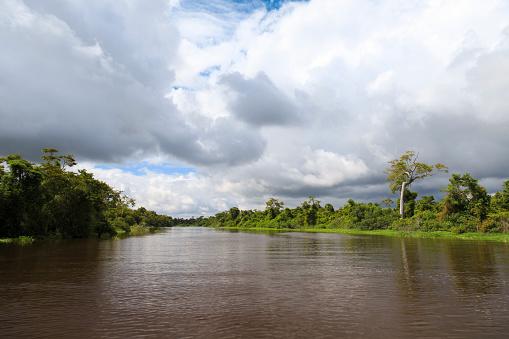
[[1, 0, 509, 217]]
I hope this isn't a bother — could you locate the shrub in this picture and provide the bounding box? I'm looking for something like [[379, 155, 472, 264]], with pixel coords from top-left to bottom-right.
[[442, 213, 478, 232], [479, 212, 509, 233]]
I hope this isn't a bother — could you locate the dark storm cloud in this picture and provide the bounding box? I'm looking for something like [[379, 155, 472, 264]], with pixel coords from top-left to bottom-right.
[[0, 0, 265, 166], [221, 72, 302, 126]]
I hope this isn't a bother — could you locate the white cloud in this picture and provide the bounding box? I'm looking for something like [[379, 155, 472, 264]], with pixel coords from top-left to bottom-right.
[[86, 166, 262, 217], [2, 0, 509, 216]]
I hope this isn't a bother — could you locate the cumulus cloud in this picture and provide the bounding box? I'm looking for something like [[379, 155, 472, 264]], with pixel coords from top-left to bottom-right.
[[0, 0, 264, 166], [2, 0, 509, 216], [84, 165, 261, 217]]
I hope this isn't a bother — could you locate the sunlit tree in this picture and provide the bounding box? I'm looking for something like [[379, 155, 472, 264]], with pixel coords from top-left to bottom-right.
[[386, 151, 447, 218]]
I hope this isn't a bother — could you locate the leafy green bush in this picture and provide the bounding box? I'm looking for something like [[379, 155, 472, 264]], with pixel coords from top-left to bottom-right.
[[391, 210, 444, 231], [441, 213, 479, 232], [129, 224, 151, 236], [480, 212, 509, 233]]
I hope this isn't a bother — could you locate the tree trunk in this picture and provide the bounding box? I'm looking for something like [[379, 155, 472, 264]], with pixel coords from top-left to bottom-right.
[[399, 181, 407, 218]]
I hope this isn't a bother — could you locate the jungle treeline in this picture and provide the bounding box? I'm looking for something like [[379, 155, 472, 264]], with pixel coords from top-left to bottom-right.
[[186, 152, 509, 234], [0, 149, 173, 239]]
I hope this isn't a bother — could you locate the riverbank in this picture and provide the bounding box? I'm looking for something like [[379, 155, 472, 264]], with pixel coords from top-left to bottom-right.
[[0, 226, 163, 245], [214, 226, 509, 242], [114, 225, 162, 237], [0, 236, 35, 245]]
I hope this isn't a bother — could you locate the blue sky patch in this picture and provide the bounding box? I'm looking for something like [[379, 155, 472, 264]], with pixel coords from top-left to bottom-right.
[[260, 0, 307, 11], [199, 65, 222, 77], [96, 162, 195, 176], [180, 0, 307, 14]]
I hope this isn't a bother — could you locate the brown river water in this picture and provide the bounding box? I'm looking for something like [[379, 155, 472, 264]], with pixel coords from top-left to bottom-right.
[[1, 227, 509, 338]]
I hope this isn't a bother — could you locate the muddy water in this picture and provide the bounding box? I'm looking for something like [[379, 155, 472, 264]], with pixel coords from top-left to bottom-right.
[[1, 227, 509, 338]]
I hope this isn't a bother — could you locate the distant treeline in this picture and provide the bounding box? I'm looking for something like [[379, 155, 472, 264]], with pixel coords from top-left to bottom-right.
[[0, 149, 173, 239], [179, 152, 509, 234]]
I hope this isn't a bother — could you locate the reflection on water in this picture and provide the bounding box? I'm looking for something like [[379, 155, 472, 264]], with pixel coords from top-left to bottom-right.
[[1, 227, 509, 338]]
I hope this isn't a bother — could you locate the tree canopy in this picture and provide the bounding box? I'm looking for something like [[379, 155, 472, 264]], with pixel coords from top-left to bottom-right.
[[176, 153, 508, 235], [386, 151, 447, 217], [0, 149, 174, 239]]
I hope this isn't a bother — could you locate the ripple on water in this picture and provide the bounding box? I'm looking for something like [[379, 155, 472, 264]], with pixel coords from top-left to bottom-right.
[[1, 227, 509, 338]]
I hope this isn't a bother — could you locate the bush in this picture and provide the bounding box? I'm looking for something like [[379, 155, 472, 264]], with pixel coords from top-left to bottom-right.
[[129, 224, 151, 236], [442, 213, 479, 232], [390, 210, 444, 231], [480, 212, 509, 233], [110, 217, 130, 233], [390, 217, 416, 231]]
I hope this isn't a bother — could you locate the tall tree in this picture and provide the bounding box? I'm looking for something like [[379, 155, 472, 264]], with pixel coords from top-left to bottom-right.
[[0, 155, 43, 237], [386, 151, 447, 218], [301, 196, 320, 226], [229, 207, 240, 221]]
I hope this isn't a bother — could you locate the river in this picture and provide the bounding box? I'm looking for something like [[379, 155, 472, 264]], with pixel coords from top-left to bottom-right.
[[1, 227, 509, 338]]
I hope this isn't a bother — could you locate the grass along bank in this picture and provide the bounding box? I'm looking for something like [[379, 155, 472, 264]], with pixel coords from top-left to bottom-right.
[[214, 226, 509, 242], [114, 224, 162, 238], [0, 236, 35, 245], [1, 226, 163, 245]]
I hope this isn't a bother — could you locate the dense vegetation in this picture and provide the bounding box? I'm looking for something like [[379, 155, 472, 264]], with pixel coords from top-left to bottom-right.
[[0, 149, 173, 240], [189, 152, 509, 234]]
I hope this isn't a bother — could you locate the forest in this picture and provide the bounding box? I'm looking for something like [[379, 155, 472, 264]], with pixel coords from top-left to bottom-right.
[[3, 149, 509, 240], [0, 149, 173, 240], [190, 152, 509, 234]]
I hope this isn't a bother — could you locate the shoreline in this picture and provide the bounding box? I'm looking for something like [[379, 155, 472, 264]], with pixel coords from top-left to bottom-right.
[[0, 226, 163, 246], [0, 236, 35, 245], [213, 226, 509, 242]]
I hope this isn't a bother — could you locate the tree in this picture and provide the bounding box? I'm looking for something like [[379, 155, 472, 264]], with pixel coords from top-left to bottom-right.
[[229, 207, 240, 221], [42, 148, 76, 169], [381, 198, 394, 208], [0, 155, 43, 237], [398, 189, 417, 217], [442, 173, 490, 221], [491, 180, 509, 212], [301, 196, 320, 226], [0, 149, 172, 239], [265, 198, 284, 219], [386, 151, 447, 218], [415, 196, 437, 213]]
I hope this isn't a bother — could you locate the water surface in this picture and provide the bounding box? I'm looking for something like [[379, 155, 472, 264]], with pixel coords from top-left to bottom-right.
[[1, 227, 509, 338]]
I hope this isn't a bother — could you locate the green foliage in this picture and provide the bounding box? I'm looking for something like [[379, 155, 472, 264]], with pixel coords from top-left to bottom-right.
[[391, 210, 443, 232], [415, 196, 437, 213], [336, 200, 399, 230], [301, 196, 320, 227], [442, 173, 490, 221], [386, 151, 447, 193], [229, 207, 240, 220], [4, 149, 509, 238], [0, 149, 172, 239], [0, 236, 34, 245], [128, 224, 158, 236], [202, 198, 399, 231], [265, 198, 284, 219], [196, 171, 509, 234], [491, 180, 509, 212], [480, 212, 509, 233]]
